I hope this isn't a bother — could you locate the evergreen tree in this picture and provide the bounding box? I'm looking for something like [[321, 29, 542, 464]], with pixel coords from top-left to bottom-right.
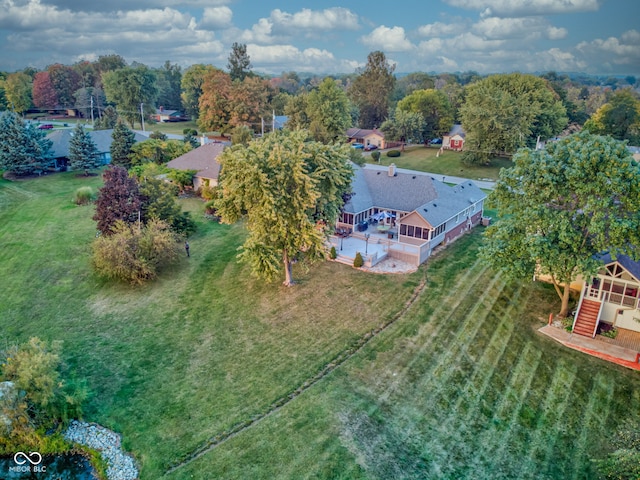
[[227, 42, 252, 82], [69, 123, 100, 175], [93, 165, 142, 235], [94, 105, 118, 130], [110, 121, 137, 169], [0, 112, 53, 175]]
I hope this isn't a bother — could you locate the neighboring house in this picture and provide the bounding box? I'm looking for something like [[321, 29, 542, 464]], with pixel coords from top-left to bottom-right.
[[573, 254, 640, 337], [346, 128, 388, 149], [47, 128, 147, 169], [166, 142, 225, 190], [336, 163, 486, 266], [443, 124, 465, 151], [628, 146, 640, 162], [151, 107, 187, 123]]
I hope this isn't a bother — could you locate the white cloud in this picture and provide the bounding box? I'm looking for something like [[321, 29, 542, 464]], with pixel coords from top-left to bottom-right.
[[472, 17, 567, 41], [270, 7, 359, 33], [576, 30, 640, 69], [246, 43, 355, 73], [417, 22, 466, 37], [444, 0, 601, 17], [237, 18, 276, 44], [361, 25, 414, 52], [200, 6, 233, 30]]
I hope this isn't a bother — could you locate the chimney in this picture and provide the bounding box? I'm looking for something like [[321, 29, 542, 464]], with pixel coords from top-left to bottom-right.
[[200, 135, 206, 146], [159, 106, 164, 112], [388, 163, 396, 177]]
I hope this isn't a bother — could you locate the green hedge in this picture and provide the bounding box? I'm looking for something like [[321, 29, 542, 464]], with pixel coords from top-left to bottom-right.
[[386, 150, 401, 158]]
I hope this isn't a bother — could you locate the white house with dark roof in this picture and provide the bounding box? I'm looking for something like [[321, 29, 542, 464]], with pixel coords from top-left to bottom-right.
[[336, 163, 486, 266], [573, 254, 640, 338], [166, 142, 226, 190]]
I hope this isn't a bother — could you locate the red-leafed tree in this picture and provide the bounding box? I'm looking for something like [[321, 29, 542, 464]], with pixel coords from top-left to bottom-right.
[[32, 71, 58, 109], [93, 165, 142, 235], [47, 64, 82, 108]]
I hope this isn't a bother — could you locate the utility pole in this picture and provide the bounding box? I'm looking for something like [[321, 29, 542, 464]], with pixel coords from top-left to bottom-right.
[[140, 103, 145, 131], [261, 117, 264, 137], [90, 96, 94, 126], [272, 110, 275, 132]]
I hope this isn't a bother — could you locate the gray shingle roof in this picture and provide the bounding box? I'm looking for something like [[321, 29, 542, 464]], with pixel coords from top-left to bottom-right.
[[47, 128, 146, 158], [166, 142, 225, 180], [598, 253, 640, 282], [344, 163, 486, 227]]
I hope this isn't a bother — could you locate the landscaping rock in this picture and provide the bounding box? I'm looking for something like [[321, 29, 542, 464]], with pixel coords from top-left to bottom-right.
[[65, 420, 138, 480]]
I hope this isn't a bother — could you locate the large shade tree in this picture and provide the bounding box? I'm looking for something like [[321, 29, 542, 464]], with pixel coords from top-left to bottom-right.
[[32, 71, 58, 109], [348, 51, 396, 129], [227, 42, 252, 82], [584, 89, 640, 144], [397, 88, 454, 141], [4, 72, 32, 114], [480, 132, 640, 317], [102, 65, 158, 128], [180, 64, 216, 120], [306, 78, 352, 143], [215, 129, 353, 286], [460, 73, 567, 165]]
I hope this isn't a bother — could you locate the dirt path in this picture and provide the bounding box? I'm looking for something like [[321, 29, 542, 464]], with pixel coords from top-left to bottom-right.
[[164, 274, 428, 476]]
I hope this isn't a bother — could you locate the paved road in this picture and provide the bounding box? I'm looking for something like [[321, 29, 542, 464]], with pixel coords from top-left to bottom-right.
[[426, 172, 496, 190]]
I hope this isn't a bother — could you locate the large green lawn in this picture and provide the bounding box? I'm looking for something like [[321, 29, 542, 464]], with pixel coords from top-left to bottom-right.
[[371, 146, 512, 181], [1, 173, 639, 479]]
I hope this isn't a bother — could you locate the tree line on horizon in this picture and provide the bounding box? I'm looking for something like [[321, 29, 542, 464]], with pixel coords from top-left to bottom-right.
[[0, 46, 638, 151]]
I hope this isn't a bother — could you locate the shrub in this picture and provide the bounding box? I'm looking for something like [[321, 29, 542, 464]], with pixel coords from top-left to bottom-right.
[[0, 337, 87, 451], [371, 151, 381, 162], [92, 219, 182, 284], [329, 246, 337, 259], [167, 169, 196, 192], [386, 150, 401, 158], [353, 252, 364, 268], [73, 186, 95, 205]]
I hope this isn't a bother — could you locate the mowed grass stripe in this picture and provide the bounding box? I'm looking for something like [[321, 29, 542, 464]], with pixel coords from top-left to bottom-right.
[[431, 284, 524, 433], [519, 360, 579, 477], [404, 275, 508, 412], [484, 343, 544, 467], [569, 373, 616, 480], [375, 258, 490, 402]]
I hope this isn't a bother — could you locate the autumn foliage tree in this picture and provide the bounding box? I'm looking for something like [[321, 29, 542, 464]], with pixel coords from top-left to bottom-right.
[[93, 165, 142, 234], [32, 71, 58, 109], [198, 70, 272, 134]]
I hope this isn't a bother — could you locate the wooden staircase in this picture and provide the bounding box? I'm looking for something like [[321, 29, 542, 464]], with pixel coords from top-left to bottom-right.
[[573, 299, 601, 337]]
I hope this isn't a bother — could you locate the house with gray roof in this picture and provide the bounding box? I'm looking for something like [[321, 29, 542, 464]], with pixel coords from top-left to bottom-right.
[[337, 163, 486, 265], [47, 128, 147, 169], [572, 253, 640, 337], [166, 142, 226, 190]]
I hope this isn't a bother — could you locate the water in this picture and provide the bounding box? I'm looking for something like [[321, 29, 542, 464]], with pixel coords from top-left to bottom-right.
[[0, 454, 97, 479]]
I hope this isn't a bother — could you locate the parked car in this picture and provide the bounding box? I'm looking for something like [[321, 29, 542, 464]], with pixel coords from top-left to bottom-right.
[[364, 144, 378, 151], [429, 138, 442, 145], [351, 143, 364, 149], [38, 123, 53, 130]]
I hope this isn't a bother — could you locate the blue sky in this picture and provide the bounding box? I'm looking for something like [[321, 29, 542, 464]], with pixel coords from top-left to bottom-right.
[[0, 0, 638, 75]]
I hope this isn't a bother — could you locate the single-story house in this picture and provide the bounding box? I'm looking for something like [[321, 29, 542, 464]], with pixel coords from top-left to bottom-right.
[[46, 128, 147, 169], [346, 128, 388, 149], [166, 142, 225, 190], [151, 107, 187, 123], [443, 124, 465, 151], [573, 254, 640, 337], [336, 163, 486, 266]]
